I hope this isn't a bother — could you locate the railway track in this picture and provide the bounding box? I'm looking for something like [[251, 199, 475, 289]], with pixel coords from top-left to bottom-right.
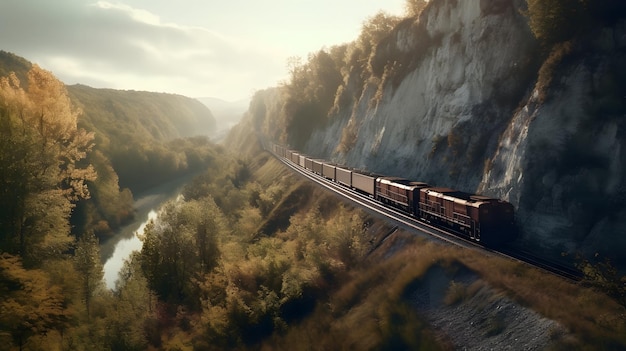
[[498, 248, 584, 282], [267, 145, 584, 283]]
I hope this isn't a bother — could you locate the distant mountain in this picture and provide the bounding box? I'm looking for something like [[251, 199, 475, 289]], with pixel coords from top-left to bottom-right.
[[69, 85, 216, 142], [197, 96, 249, 133]]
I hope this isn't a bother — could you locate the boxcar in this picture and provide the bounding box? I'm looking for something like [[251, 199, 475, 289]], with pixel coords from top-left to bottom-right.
[[291, 152, 300, 164], [352, 171, 376, 196], [305, 157, 314, 171], [312, 160, 324, 175], [335, 166, 352, 187], [322, 163, 336, 181], [299, 155, 306, 168]]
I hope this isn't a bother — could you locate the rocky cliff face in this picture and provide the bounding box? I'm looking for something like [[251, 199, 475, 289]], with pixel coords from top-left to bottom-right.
[[305, 0, 537, 190], [248, 0, 626, 262], [481, 28, 626, 257]]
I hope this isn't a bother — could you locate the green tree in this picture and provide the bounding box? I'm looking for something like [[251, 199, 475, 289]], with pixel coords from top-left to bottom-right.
[[103, 252, 158, 350], [281, 49, 344, 148], [74, 231, 104, 319], [0, 66, 96, 266], [140, 199, 223, 307]]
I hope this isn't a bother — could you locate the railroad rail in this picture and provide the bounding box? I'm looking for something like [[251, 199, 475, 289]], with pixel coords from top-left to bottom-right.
[[265, 142, 584, 283]]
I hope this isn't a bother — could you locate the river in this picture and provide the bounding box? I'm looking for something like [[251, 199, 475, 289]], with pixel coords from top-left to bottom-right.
[[100, 173, 198, 290]]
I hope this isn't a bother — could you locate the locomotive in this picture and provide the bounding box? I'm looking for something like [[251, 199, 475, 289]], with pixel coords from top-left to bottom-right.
[[271, 143, 516, 247]]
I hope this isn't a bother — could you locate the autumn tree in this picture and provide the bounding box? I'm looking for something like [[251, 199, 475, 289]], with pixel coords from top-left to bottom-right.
[[359, 11, 401, 56], [0, 253, 70, 349], [0, 66, 96, 266], [404, 0, 428, 17]]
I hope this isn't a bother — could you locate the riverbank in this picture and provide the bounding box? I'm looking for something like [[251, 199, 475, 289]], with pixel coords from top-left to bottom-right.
[[100, 171, 200, 289]]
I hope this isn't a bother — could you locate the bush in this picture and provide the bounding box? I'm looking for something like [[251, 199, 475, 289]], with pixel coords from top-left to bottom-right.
[[525, 0, 587, 46]]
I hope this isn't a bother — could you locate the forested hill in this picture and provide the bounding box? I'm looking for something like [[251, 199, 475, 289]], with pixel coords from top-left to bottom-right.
[[0, 50, 221, 240], [68, 84, 216, 143]]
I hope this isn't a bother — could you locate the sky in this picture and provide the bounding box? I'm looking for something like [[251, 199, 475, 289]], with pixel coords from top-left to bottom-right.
[[0, 0, 406, 101]]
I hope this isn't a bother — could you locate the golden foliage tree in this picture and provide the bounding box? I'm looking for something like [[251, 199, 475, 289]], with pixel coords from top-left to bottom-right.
[[0, 253, 70, 349], [0, 66, 96, 266], [404, 0, 428, 17]]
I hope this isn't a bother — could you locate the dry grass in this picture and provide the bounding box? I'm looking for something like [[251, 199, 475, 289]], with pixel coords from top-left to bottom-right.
[[426, 242, 626, 349], [204, 152, 625, 350], [258, 235, 452, 350], [268, 229, 626, 350]]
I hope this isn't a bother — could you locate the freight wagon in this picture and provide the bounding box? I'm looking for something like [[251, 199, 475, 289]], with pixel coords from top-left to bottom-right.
[[322, 163, 336, 181], [267, 142, 516, 246], [352, 171, 377, 196]]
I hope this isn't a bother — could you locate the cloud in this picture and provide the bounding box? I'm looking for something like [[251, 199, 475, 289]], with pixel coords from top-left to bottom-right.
[[0, 0, 286, 100]]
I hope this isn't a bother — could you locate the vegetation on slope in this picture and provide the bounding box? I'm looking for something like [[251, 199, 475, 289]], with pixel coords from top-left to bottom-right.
[[0, 51, 221, 240], [0, 65, 96, 267], [1, 81, 625, 349], [67, 84, 216, 193]]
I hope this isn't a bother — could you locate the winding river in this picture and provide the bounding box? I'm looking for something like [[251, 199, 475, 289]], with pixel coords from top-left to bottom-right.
[[100, 173, 197, 289]]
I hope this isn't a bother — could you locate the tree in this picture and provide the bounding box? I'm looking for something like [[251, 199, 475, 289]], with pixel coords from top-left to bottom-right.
[[0, 253, 69, 350], [74, 231, 104, 319], [0, 66, 96, 266], [525, 0, 587, 46], [404, 0, 428, 17], [140, 199, 223, 307], [104, 252, 158, 349]]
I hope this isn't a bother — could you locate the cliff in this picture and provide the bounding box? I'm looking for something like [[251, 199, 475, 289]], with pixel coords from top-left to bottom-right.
[[240, 0, 626, 263]]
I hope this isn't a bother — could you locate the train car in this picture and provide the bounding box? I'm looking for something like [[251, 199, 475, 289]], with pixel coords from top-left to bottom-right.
[[467, 195, 516, 246], [291, 152, 300, 164], [269, 142, 516, 247], [335, 166, 352, 187], [322, 163, 336, 181], [312, 159, 324, 175], [352, 171, 377, 196], [418, 188, 515, 246], [305, 157, 314, 171], [276, 145, 286, 158], [376, 177, 429, 213], [299, 155, 306, 168]]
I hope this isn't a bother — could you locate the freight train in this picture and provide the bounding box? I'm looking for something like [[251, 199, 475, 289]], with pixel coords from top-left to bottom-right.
[[271, 143, 517, 247]]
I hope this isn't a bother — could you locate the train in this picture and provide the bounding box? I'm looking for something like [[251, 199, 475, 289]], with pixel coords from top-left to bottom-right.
[[271, 143, 517, 247]]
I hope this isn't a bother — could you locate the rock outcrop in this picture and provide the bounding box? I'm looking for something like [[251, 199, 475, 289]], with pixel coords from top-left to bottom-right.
[[249, 0, 626, 262]]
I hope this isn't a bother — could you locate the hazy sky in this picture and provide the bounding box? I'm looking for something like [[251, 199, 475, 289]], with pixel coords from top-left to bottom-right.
[[0, 0, 406, 101]]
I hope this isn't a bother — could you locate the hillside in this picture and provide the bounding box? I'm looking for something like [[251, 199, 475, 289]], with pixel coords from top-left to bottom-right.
[[66, 85, 218, 237], [197, 96, 248, 134], [69, 85, 216, 143], [0, 51, 221, 239], [241, 0, 626, 266]]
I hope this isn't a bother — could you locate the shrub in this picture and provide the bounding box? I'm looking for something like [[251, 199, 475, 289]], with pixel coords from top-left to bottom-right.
[[525, 0, 587, 46]]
